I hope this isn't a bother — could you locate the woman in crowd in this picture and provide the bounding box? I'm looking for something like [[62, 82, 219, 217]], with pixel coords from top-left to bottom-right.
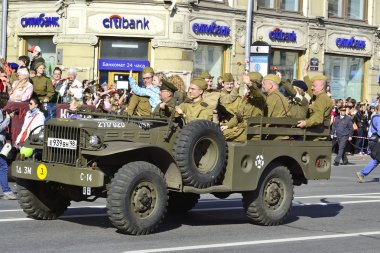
[[8, 68, 33, 102], [14, 97, 45, 148]]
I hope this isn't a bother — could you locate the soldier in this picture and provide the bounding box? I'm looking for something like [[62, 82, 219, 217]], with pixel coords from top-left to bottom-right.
[[175, 78, 213, 123], [261, 74, 289, 117], [283, 80, 310, 119], [331, 106, 353, 166], [153, 80, 178, 118], [297, 75, 333, 129], [32, 62, 55, 103], [200, 70, 220, 110], [127, 67, 154, 116], [219, 73, 245, 142]]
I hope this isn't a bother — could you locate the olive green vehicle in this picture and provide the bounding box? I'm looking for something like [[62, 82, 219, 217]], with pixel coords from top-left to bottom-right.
[[11, 112, 331, 235]]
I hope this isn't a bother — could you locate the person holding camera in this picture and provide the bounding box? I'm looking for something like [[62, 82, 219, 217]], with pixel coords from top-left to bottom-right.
[[0, 93, 16, 199], [14, 98, 45, 148]]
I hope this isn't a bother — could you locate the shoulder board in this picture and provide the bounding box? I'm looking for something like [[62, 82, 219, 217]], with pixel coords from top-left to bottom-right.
[[200, 102, 208, 107]]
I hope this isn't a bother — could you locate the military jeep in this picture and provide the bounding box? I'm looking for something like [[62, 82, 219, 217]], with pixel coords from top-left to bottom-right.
[[11, 112, 331, 235]]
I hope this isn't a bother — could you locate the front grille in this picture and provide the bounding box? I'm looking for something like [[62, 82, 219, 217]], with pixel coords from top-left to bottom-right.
[[43, 125, 81, 166]]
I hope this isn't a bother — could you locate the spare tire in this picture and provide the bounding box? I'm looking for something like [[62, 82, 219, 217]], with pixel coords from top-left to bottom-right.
[[173, 120, 227, 188]]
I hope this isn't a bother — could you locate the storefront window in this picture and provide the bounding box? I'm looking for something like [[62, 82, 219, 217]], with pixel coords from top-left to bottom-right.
[[270, 49, 299, 80], [194, 44, 225, 81], [324, 55, 364, 101], [25, 37, 56, 78]]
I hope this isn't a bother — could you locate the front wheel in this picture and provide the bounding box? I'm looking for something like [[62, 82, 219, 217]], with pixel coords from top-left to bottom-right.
[[242, 165, 293, 226], [107, 161, 168, 235], [17, 179, 71, 220]]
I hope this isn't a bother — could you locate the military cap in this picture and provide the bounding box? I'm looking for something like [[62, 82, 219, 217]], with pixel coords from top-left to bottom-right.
[[142, 66, 154, 75], [248, 72, 263, 82], [200, 70, 213, 79], [292, 80, 308, 91], [191, 78, 208, 90], [34, 62, 45, 70], [160, 80, 178, 93], [310, 74, 328, 83], [222, 73, 234, 82], [263, 74, 281, 85]]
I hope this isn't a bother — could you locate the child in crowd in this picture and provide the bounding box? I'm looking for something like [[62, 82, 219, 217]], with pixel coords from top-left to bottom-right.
[[128, 70, 164, 112]]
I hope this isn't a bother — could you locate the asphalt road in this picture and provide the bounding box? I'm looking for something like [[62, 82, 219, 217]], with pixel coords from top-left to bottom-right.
[[1, 155, 380, 253]]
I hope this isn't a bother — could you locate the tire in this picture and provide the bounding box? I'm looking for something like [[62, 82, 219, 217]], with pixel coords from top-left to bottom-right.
[[242, 165, 293, 226], [173, 120, 227, 189], [107, 161, 168, 235], [16, 179, 71, 220], [167, 191, 200, 214]]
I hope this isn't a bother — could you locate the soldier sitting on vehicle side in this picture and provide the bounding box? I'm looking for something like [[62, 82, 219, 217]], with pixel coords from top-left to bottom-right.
[[175, 78, 213, 124], [153, 80, 178, 118]]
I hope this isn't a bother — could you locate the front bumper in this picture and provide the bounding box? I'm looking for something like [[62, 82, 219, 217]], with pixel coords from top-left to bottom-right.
[[11, 160, 104, 187]]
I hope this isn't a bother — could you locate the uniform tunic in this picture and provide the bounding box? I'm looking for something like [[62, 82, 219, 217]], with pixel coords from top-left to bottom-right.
[[153, 98, 176, 118], [31, 75, 55, 102], [127, 94, 151, 116], [305, 91, 332, 127], [177, 99, 213, 123]]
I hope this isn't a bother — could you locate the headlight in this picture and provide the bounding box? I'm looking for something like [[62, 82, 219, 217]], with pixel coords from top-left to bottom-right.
[[38, 130, 44, 142], [89, 135, 100, 146]]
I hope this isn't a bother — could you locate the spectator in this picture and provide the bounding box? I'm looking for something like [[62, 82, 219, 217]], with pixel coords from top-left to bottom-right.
[[32, 62, 55, 103], [9, 55, 30, 85], [9, 68, 33, 102], [353, 103, 369, 155], [59, 68, 83, 103], [332, 106, 353, 166], [0, 93, 16, 200], [15, 97, 45, 148], [51, 67, 64, 103], [28, 45, 45, 71]]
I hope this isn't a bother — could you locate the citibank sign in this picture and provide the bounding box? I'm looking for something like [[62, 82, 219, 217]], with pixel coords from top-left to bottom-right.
[[103, 15, 150, 30], [192, 21, 230, 36], [336, 36, 366, 49], [269, 28, 297, 42], [21, 13, 59, 28]]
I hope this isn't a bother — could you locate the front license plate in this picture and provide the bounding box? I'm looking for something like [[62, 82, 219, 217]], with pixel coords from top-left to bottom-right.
[[47, 138, 77, 150]]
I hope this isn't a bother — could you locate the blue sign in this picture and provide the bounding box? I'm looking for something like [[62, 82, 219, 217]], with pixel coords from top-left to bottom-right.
[[336, 36, 366, 49], [21, 13, 59, 28], [269, 28, 296, 42], [98, 59, 150, 71], [192, 22, 230, 36], [103, 15, 150, 30]]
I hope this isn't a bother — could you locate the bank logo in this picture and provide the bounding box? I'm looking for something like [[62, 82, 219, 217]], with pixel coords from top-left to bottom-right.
[[103, 15, 150, 30]]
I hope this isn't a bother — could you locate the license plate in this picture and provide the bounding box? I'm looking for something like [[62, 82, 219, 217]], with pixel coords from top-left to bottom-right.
[[47, 138, 77, 150]]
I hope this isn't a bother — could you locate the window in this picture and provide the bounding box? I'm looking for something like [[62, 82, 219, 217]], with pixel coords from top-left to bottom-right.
[[328, 0, 367, 21], [194, 44, 225, 81], [25, 37, 56, 78], [324, 54, 364, 101], [100, 38, 148, 60], [270, 50, 299, 80], [258, 0, 301, 12]]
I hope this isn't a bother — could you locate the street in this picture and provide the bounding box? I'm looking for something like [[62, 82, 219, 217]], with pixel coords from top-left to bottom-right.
[[1, 155, 379, 253]]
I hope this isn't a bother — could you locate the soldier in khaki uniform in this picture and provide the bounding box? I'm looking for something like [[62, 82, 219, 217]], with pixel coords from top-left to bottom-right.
[[261, 74, 289, 117], [200, 70, 220, 111], [297, 75, 333, 129], [175, 78, 213, 123], [127, 67, 154, 116], [31, 62, 55, 103], [218, 73, 245, 142], [283, 80, 310, 119], [153, 80, 178, 118]]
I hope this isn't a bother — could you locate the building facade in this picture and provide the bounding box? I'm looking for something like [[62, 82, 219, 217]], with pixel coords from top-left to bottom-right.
[[3, 0, 380, 101]]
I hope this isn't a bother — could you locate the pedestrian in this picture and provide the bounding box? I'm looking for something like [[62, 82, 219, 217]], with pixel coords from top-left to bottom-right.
[[353, 103, 369, 155], [0, 93, 16, 200], [332, 106, 353, 166], [28, 45, 45, 71], [356, 105, 380, 183]]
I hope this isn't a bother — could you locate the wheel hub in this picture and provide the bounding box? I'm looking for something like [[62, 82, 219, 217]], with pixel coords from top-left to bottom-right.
[[264, 178, 284, 210], [132, 182, 156, 218]]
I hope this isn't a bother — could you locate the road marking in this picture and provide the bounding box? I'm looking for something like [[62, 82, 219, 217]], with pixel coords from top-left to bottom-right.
[[0, 213, 107, 222], [122, 230, 380, 253]]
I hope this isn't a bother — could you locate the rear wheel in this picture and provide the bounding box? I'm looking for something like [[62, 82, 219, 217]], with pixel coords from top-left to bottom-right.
[[167, 192, 200, 214], [107, 161, 168, 235], [242, 165, 293, 226], [17, 179, 71, 220]]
